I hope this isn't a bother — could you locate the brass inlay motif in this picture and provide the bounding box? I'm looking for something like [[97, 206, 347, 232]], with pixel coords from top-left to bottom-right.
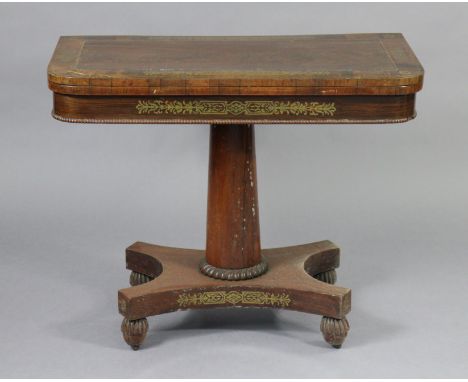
[[177, 290, 291, 308], [136, 100, 336, 117]]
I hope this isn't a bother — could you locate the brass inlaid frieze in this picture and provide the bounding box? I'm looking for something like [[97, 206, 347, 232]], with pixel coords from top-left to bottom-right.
[[136, 100, 336, 117], [177, 290, 291, 308]]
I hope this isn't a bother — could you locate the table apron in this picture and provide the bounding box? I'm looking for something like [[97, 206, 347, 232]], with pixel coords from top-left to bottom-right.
[[52, 94, 416, 124]]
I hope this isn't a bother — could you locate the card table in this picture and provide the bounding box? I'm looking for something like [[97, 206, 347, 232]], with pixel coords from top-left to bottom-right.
[[48, 33, 424, 349]]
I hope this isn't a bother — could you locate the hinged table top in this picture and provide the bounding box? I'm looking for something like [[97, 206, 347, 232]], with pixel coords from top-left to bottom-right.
[[48, 33, 423, 97], [48, 33, 424, 124]]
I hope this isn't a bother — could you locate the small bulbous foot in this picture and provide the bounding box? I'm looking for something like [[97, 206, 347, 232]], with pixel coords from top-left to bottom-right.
[[313, 269, 337, 284], [320, 316, 349, 349], [130, 271, 154, 286], [121, 317, 148, 350]]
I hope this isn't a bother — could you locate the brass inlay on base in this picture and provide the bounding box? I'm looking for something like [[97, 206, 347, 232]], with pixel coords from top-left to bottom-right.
[[136, 100, 336, 116], [177, 290, 291, 308]]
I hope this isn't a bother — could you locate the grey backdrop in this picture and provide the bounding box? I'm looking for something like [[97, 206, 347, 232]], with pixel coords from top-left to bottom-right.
[[0, 2, 467, 378]]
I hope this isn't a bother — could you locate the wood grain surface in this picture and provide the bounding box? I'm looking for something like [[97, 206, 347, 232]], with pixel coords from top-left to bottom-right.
[[205, 124, 262, 269], [119, 240, 350, 320], [52, 93, 416, 124], [48, 34, 424, 97], [48, 33, 423, 124]]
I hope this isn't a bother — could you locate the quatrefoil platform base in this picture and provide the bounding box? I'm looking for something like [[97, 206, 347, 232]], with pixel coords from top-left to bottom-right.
[[118, 240, 351, 350]]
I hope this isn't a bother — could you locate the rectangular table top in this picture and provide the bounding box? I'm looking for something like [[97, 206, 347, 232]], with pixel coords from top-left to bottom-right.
[[48, 34, 423, 97], [48, 33, 423, 125]]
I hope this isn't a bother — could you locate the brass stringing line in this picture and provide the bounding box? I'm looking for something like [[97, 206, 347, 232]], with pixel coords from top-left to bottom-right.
[[177, 290, 291, 308], [136, 100, 336, 116]]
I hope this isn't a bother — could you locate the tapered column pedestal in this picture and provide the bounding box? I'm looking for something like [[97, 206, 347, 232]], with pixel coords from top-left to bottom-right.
[[201, 124, 267, 280]]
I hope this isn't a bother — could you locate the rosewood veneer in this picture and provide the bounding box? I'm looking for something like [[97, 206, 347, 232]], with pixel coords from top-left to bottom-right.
[[48, 33, 424, 350]]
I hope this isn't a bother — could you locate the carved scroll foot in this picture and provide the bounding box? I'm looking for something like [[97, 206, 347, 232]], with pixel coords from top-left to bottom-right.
[[130, 271, 154, 286], [313, 269, 337, 284], [320, 316, 350, 349], [121, 317, 149, 350]]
